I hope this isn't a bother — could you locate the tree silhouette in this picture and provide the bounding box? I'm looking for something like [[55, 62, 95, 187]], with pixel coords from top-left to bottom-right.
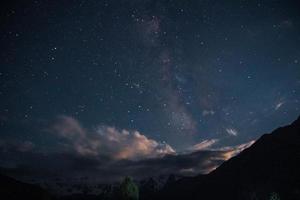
[[269, 192, 280, 200], [119, 176, 139, 200]]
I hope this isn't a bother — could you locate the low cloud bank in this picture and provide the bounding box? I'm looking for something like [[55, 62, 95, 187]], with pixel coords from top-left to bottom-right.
[[0, 116, 255, 183], [51, 116, 175, 160]]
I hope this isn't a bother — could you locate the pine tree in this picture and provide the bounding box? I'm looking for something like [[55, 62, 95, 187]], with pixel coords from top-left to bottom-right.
[[269, 192, 280, 200], [119, 176, 139, 200]]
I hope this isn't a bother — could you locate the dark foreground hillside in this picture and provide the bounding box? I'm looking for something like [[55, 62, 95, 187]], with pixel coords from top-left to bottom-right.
[[157, 117, 300, 200], [0, 173, 53, 200]]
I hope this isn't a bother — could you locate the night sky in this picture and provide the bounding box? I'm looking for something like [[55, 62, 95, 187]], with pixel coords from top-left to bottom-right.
[[1, 0, 300, 182]]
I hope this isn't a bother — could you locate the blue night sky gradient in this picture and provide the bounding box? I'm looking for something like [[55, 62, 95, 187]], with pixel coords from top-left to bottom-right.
[[0, 1, 300, 179]]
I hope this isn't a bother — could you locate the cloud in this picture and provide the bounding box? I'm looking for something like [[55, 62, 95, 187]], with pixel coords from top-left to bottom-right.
[[188, 139, 219, 151], [226, 128, 238, 136], [0, 116, 256, 184], [0, 140, 35, 153], [0, 138, 255, 184], [0, 147, 234, 183], [216, 140, 255, 160], [51, 116, 175, 160], [188, 139, 255, 161], [48, 116, 255, 179], [275, 101, 285, 110]]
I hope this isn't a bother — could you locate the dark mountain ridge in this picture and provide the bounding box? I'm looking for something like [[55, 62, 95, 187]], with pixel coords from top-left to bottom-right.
[[0, 173, 53, 200], [157, 116, 300, 200]]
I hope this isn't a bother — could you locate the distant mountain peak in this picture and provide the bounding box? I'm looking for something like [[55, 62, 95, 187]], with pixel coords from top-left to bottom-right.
[[158, 115, 300, 200], [291, 115, 300, 126]]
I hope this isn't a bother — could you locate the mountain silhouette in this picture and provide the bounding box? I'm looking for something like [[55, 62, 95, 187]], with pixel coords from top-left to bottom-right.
[[157, 116, 300, 200], [0, 173, 52, 200]]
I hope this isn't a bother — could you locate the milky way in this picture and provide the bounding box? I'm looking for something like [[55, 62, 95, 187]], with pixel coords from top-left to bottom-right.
[[0, 0, 300, 181]]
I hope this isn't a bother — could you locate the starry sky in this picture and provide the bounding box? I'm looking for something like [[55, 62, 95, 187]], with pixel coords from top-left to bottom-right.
[[1, 0, 300, 182]]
